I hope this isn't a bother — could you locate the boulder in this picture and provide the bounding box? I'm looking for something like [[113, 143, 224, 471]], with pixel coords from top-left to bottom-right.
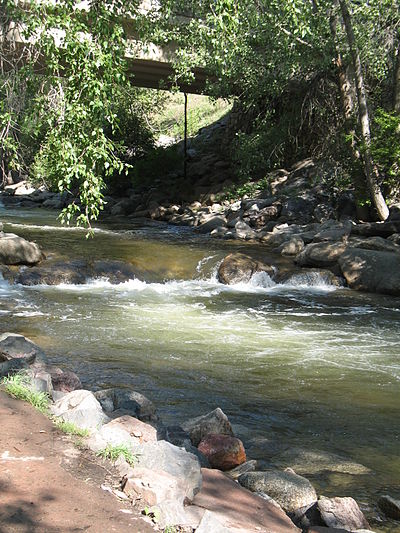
[[377, 495, 400, 520], [15, 260, 90, 286], [0, 234, 44, 265], [217, 253, 275, 286], [135, 440, 202, 500], [281, 196, 316, 223], [234, 220, 256, 240], [198, 434, 246, 471], [279, 236, 305, 256], [0, 333, 47, 366], [338, 248, 400, 295], [181, 407, 234, 447], [317, 496, 370, 531], [51, 389, 109, 430], [48, 366, 82, 392], [351, 221, 400, 238], [25, 368, 53, 395], [192, 468, 300, 532], [282, 270, 344, 288], [296, 242, 347, 268], [105, 415, 157, 444], [124, 468, 188, 506], [348, 236, 400, 253], [238, 470, 317, 513], [94, 387, 156, 421], [196, 216, 227, 234], [90, 260, 138, 284]]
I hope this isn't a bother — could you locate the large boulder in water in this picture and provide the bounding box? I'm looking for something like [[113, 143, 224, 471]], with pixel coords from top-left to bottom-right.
[[0, 233, 44, 265], [338, 248, 400, 295], [181, 408, 234, 447], [198, 434, 246, 471], [217, 253, 275, 285], [16, 260, 89, 285], [94, 387, 156, 422]]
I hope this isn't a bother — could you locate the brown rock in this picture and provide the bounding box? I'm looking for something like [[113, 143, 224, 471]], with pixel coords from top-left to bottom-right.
[[198, 434, 246, 471], [378, 494, 400, 520], [192, 468, 300, 532], [49, 366, 82, 392], [217, 253, 275, 285], [317, 496, 370, 531]]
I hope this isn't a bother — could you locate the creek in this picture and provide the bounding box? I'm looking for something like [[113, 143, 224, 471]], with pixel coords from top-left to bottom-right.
[[1, 202, 400, 526]]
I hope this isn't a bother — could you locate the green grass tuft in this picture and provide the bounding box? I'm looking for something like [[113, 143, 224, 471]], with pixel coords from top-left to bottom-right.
[[53, 419, 90, 438], [1, 372, 50, 414], [96, 444, 136, 466]]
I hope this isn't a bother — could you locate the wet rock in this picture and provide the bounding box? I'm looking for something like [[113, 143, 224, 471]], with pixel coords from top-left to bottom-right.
[[48, 366, 82, 392], [181, 407, 234, 447], [238, 469, 317, 513], [94, 387, 156, 422], [193, 468, 300, 532], [338, 248, 400, 295], [274, 447, 371, 476], [16, 260, 90, 285], [90, 260, 138, 284], [196, 215, 226, 234], [377, 495, 400, 520], [317, 496, 371, 531], [296, 242, 347, 268], [198, 434, 246, 471], [281, 270, 344, 288], [0, 233, 44, 265], [217, 253, 275, 286], [135, 440, 202, 500], [51, 389, 109, 430]]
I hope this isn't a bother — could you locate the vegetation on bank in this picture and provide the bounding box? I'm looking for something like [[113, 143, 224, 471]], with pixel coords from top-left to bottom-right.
[[1, 0, 400, 225], [1, 372, 50, 413]]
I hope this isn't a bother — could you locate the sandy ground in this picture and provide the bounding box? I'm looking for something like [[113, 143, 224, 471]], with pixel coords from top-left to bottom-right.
[[0, 390, 155, 533]]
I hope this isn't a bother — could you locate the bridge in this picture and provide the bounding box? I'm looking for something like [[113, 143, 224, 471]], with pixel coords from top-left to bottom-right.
[[1, 1, 210, 94]]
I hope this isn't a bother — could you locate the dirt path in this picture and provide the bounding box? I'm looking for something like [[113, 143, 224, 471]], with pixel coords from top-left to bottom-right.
[[0, 391, 155, 533]]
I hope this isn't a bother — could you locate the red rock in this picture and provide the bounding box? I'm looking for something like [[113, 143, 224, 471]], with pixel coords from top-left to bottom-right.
[[49, 366, 82, 392], [198, 433, 246, 471]]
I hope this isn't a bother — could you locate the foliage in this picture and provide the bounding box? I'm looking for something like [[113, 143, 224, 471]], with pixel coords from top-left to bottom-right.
[[97, 444, 136, 466], [1, 372, 50, 414], [372, 109, 400, 196], [53, 419, 90, 438]]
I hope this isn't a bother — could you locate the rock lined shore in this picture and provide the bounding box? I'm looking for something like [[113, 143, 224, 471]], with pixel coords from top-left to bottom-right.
[[1, 332, 399, 532]]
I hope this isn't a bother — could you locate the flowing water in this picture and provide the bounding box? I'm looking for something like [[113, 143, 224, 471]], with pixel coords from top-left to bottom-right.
[[1, 202, 400, 530]]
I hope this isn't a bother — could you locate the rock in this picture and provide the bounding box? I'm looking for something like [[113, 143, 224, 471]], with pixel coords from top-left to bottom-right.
[[97, 422, 135, 450], [377, 495, 400, 520], [0, 233, 44, 265], [25, 368, 53, 395], [281, 196, 316, 223], [234, 220, 256, 240], [135, 440, 202, 501], [217, 253, 275, 286], [198, 434, 246, 471], [94, 388, 156, 421], [161, 425, 210, 467], [338, 248, 400, 295], [196, 510, 249, 533], [48, 366, 82, 392], [150, 499, 205, 530], [282, 270, 344, 288], [351, 221, 400, 238], [124, 468, 189, 506], [192, 468, 300, 532], [15, 260, 90, 285], [0, 358, 31, 378], [196, 216, 227, 234], [42, 194, 65, 209], [296, 242, 347, 268], [241, 198, 276, 211], [279, 236, 305, 256], [317, 496, 370, 531], [274, 448, 371, 476], [348, 236, 400, 253], [225, 460, 258, 480], [105, 415, 157, 444], [51, 389, 109, 430], [238, 470, 317, 513], [313, 222, 352, 242], [181, 407, 234, 447], [90, 260, 138, 284], [0, 333, 47, 366]]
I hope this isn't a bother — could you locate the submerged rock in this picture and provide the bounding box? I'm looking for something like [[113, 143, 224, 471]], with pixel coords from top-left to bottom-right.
[[378, 495, 400, 520], [217, 253, 275, 285], [238, 469, 317, 513]]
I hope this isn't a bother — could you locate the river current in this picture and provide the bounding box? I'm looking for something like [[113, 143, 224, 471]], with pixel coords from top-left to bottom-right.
[[1, 202, 399, 529]]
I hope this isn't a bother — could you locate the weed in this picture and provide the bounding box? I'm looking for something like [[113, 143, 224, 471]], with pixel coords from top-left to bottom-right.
[[1, 372, 50, 414], [96, 444, 136, 466]]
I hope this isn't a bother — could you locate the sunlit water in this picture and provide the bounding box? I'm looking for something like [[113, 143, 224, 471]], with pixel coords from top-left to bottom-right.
[[1, 203, 400, 530]]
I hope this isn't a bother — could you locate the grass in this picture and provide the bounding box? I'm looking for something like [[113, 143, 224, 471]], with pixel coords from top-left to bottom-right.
[[96, 444, 136, 466], [1, 372, 50, 414], [53, 419, 90, 438]]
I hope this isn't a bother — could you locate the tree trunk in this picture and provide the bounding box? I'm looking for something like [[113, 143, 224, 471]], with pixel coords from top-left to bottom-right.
[[329, 4, 369, 219], [338, 0, 389, 221], [394, 39, 400, 113]]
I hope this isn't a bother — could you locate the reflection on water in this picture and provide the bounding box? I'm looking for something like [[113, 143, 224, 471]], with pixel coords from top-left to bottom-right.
[[1, 206, 400, 530]]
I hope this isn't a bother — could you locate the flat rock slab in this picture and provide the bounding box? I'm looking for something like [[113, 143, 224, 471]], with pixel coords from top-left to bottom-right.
[[192, 468, 300, 532]]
